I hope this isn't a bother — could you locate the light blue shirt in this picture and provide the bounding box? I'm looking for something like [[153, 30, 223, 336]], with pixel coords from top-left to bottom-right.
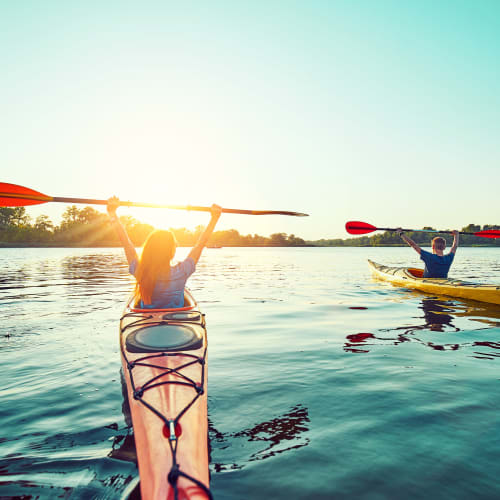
[[130, 257, 196, 308]]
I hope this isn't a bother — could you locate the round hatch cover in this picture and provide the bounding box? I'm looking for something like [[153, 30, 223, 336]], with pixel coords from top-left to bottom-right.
[[163, 311, 201, 321], [126, 323, 203, 353]]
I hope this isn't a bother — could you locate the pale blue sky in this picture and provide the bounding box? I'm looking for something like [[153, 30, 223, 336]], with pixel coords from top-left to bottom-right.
[[2, 1, 499, 239]]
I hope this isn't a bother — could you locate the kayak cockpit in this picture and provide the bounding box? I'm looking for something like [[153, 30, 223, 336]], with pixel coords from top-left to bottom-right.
[[407, 268, 424, 279], [130, 290, 197, 312], [124, 290, 205, 353]]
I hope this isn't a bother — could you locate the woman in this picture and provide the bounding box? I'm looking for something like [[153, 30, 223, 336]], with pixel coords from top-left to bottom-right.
[[107, 197, 222, 308]]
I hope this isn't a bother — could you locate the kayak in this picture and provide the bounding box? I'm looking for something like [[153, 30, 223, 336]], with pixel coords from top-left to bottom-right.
[[119, 290, 212, 500], [368, 260, 500, 305]]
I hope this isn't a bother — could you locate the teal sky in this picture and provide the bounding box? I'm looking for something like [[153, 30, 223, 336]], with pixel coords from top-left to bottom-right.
[[2, 1, 499, 239]]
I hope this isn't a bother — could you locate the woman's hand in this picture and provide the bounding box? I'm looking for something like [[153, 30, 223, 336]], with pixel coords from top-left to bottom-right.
[[107, 196, 120, 217], [210, 204, 222, 220]]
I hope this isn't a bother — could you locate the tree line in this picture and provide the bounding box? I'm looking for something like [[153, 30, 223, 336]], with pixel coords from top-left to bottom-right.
[[0, 206, 307, 247], [0, 206, 498, 247]]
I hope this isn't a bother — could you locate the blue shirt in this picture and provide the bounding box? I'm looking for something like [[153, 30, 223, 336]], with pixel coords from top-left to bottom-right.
[[129, 257, 196, 308], [420, 249, 455, 278]]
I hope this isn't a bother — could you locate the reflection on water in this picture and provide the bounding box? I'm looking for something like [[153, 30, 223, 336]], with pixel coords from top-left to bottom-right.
[[0, 252, 131, 305], [344, 332, 376, 353], [108, 371, 136, 464], [1, 247, 499, 500], [109, 432, 137, 465], [471, 341, 500, 360], [61, 254, 130, 287], [345, 295, 500, 357], [446, 301, 500, 328], [209, 405, 310, 472], [419, 298, 457, 332]]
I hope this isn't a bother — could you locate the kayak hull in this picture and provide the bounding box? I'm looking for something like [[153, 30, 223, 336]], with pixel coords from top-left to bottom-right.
[[368, 259, 500, 305], [120, 290, 210, 500]]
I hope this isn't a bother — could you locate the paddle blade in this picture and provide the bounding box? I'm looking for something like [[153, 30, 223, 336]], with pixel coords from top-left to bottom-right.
[[345, 221, 378, 235], [0, 182, 52, 207], [474, 230, 500, 239]]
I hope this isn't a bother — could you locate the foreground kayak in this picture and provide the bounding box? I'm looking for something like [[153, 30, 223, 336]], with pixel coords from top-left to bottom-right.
[[120, 290, 211, 500], [368, 260, 500, 305]]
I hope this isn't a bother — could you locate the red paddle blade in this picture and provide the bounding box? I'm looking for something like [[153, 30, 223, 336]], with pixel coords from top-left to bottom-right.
[[474, 230, 500, 239], [345, 221, 378, 235], [0, 182, 52, 207]]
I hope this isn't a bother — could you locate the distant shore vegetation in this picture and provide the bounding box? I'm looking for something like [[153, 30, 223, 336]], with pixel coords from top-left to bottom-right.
[[0, 206, 498, 247], [0, 206, 308, 247], [311, 225, 500, 247]]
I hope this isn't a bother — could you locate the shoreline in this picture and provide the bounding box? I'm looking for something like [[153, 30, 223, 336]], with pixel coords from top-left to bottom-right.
[[0, 242, 497, 249]]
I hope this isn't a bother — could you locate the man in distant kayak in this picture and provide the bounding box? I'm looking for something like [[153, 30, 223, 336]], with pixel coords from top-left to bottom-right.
[[396, 228, 459, 278]]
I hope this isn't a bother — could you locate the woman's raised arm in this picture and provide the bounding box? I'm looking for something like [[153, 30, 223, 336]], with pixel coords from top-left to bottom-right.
[[188, 204, 222, 265], [107, 197, 139, 267]]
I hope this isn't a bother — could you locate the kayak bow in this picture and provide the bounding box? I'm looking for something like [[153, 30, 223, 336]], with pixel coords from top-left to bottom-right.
[[120, 290, 211, 499]]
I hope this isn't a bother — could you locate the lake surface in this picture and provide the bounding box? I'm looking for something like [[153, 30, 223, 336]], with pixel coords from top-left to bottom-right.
[[1, 247, 499, 500]]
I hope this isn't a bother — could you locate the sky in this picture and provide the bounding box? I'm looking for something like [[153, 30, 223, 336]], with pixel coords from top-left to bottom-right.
[[1, 1, 499, 240]]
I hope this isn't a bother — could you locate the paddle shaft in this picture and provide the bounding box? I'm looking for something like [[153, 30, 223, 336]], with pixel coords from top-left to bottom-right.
[[48, 196, 305, 216], [0, 182, 306, 216], [350, 225, 481, 236], [0, 183, 308, 215]]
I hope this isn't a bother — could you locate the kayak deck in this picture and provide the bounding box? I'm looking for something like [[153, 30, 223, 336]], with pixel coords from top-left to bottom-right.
[[368, 259, 500, 305], [120, 291, 211, 500]]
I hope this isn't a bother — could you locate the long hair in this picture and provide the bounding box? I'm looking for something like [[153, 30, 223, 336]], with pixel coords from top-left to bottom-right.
[[134, 230, 177, 305]]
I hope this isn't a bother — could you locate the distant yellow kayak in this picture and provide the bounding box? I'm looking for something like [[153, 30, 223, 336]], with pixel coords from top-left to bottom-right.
[[368, 260, 500, 305]]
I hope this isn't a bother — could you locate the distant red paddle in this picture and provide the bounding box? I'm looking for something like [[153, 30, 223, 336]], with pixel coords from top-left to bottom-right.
[[345, 221, 500, 239], [0, 182, 308, 217]]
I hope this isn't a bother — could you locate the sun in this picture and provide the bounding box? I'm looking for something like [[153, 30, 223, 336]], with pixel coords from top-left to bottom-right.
[[126, 207, 208, 232]]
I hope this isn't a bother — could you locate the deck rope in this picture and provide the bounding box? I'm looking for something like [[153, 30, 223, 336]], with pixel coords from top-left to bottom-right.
[[120, 311, 213, 500]]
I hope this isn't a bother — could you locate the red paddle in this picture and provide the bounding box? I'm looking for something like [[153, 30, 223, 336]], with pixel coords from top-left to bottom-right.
[[345, 221, 500, 239], [0, 182, 309, 217]]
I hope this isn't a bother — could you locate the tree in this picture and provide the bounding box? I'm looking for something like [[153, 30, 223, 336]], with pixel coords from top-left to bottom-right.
[[270, 233, 287, 246], [171, 227, 196, 246], [34, 215, 54, 232], [61, 206, 80, 225], [287, 234, 306, 246], [77, 206, 102, 224], [462, 224, 481, 233], [216, 229, 241, 246], [0, 207, 29, 227]]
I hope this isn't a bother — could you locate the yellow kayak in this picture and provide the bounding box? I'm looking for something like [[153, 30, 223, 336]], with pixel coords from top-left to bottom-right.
[[368, 260, 500, 305]]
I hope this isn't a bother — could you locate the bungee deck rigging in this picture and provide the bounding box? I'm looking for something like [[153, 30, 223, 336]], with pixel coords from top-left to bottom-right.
[[120, 292, 212, 499]]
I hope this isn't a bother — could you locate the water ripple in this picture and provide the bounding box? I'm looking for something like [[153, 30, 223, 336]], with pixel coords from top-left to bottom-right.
[[1, 247, 499, 500]]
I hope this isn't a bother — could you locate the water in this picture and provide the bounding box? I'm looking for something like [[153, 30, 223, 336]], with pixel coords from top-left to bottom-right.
[[1, 247, 499, 499]]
